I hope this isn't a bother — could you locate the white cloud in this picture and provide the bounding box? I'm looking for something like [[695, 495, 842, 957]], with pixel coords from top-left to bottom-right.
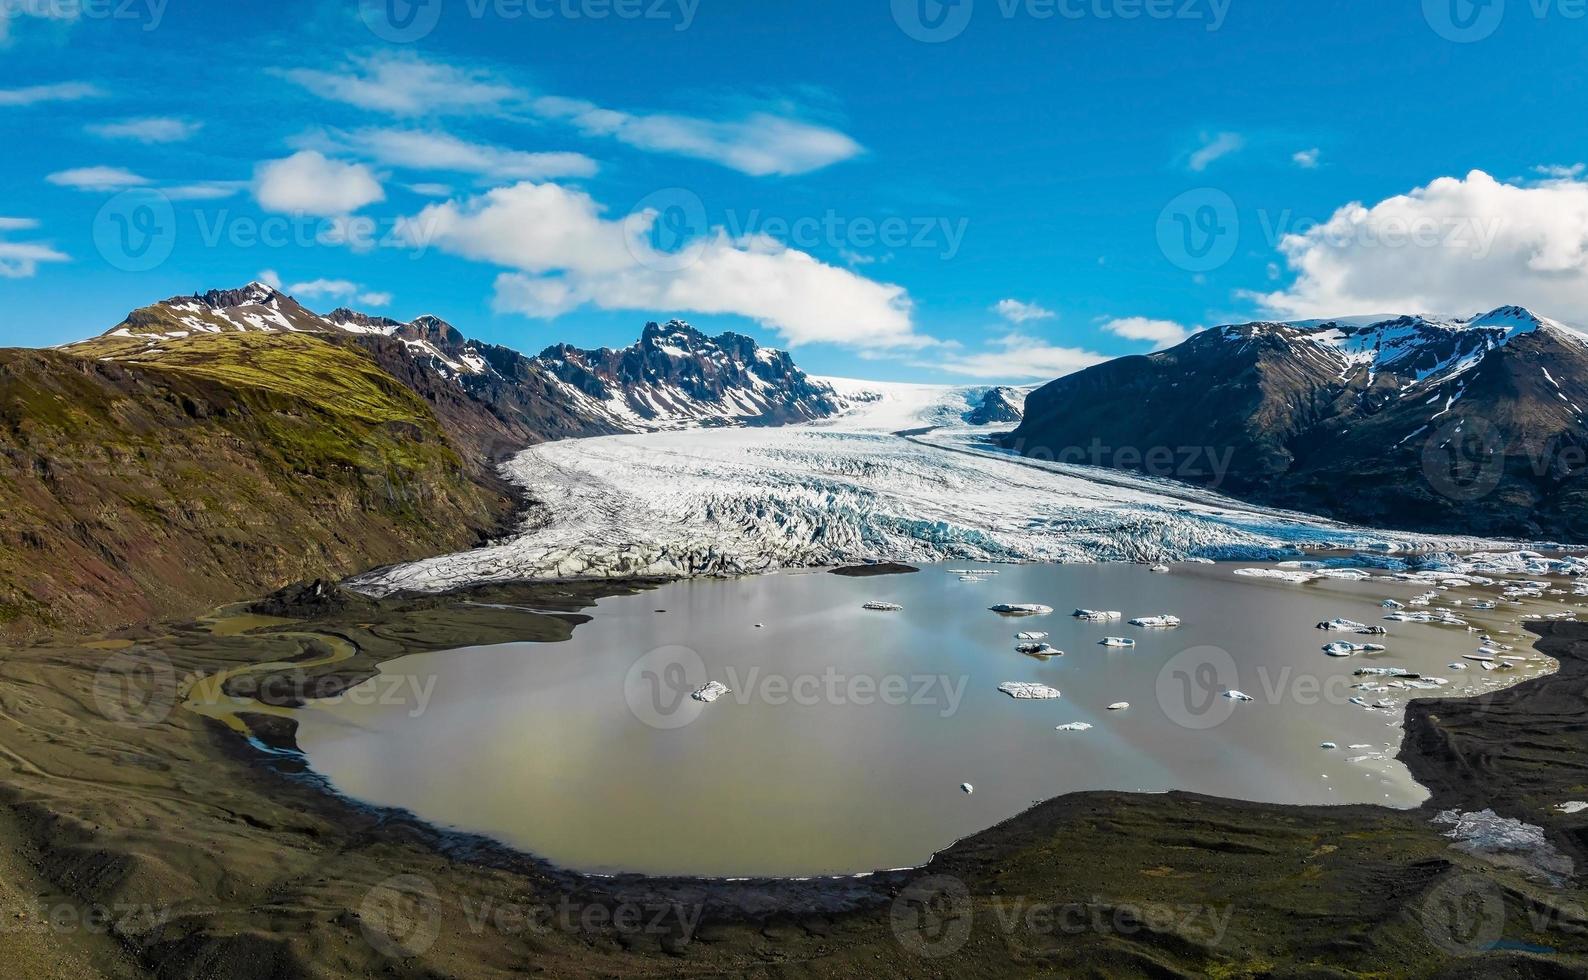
[[0, 81, 100, 106], [401, 181, 921, 349], [405, 182, 453, 197], [0, 217, 67, 278], [258, 269, 284, 290], [311, 127, 598, 181], [1536, 163, 1585, 180], [253, 151, 384, 216], [87, 117, 201, 143], [284, 277, 391, 307], [1101, 316, 1193, 349], [993, 299, 1056, 324], [1254, 169, 1588, 323], [1293, 147, 1321, 169], [933, 332, 1106, 380], [163, 180, 245, 201], [533, 96, 862, 176], [278, 52, 518, 115], [45, 166, 149, 191], [1189, 131, 1244, 172]]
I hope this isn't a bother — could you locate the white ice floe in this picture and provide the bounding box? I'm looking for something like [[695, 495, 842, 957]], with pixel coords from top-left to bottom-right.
[[991, 603, 1055, 616], [1317, 618, 1379, 633], [1015, 631, 1049, 641], [347, 387, 1541, 595], [1129, 615, 1182, 628], [1233, 568, 1316, 584], [692, 681, 730, 703], [1381, 599, 1406, 609], [1324, 641, 1385, 656], [1150, 564, 1170, 574], [1557, 802, 1588, 815], [1055, 722, 1094, 732], [1223, 690, 1255, 701], [1073, 609, 1122, 621], [1016, 643, 1060, 657], [1100, 637, 1136, 648], [961, 783, 974, 794], [862, 601, 903, 612], [1107, 702, 1131, 711], [1320, 741, 1338, 749], [999, 682, 1062, 700]]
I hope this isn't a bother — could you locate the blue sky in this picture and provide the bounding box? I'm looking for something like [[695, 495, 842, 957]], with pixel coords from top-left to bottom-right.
[[3, 0, 1588, 382]]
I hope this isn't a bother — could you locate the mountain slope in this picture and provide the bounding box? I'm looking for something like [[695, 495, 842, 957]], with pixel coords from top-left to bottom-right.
[[1004, 307, 1588, 540], [0, 332, 512, 640]]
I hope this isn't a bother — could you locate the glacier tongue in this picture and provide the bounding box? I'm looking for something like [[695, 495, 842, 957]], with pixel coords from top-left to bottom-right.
[[350, 383, 1533, 596]]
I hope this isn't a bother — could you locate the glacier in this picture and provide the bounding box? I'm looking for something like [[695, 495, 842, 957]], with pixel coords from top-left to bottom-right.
[[351, 379, 1541, 596]]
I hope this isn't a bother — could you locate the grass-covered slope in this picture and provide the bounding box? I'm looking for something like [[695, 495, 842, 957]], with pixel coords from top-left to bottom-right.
[[0, 332, 512, 640]]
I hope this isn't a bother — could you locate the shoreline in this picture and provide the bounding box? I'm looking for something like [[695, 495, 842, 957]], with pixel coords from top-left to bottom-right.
[[3, 575, 1587, 975]]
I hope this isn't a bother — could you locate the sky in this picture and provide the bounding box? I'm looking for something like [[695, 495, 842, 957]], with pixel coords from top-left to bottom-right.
[[2, 0, 1588, 382]]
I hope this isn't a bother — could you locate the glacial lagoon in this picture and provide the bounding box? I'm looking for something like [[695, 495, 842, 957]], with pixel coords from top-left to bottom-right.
[[292, 561, 1564, 878]]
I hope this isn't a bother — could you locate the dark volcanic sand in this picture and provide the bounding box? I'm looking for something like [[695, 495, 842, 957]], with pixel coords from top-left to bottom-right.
[[1, 581, 1586, 977]]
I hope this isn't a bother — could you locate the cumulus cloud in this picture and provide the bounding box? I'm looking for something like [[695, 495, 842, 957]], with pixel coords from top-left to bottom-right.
[[1293, 147, 1321, 169], [993, 299, 1056, 324], [45, 166, 150, 191], [1101, 316, 1193, 349], [532, 95, 862, 176], [1254, 169, 1588, 323], [253, 151, 384, 216], [400, 181, 921, 349], [933, 333, 1106, 380], [306, 127, 598, 181], [88, 117, 201, 143], [278, 52, 518, 115], [1189, 131, 1244, 172], [0, 217, 67, 278], [284, 277, 391, 307], [0, 81, 100, 106]]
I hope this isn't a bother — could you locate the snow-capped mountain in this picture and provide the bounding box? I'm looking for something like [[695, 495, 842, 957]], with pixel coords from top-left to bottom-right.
[[91, 284, 847, 441], [535, 320, 843, 430], [1005, 306, 1588, 540]]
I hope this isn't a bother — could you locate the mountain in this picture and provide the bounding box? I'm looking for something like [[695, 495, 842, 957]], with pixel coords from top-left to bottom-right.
[[965, 386, 1026, 426], [0, 332, 512, 639], [1004, 307, 1588, 540], [96, 283, 845, 442], [536, 320, 843, 430], [0, 283, 844, 639]]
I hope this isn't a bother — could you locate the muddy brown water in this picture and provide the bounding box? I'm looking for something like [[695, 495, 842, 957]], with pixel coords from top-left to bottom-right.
[[284, 561, 1567, 878]]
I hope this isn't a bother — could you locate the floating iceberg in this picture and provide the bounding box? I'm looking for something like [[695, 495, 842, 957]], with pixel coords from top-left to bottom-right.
[[692, 681, 730, 703], [1317, 618, 1386, 635], [999, 681, 1062, 700], [1055, 722, 1093, 732], [1381, 599, 1406, 609], [1100, 637, 1136, 648], [1233, 568, 1316, 584], [862, 601, 903, 612], [1129, 615, 1182, 628], [1320, 741, 1338, 749], [1015, 631, 1049, 641], [990, 603, 1054, 616], [1107, 701, 1130, 711], [1150, 564, 1170, 574], [1223, 690, 1254, 702], [1073, 609, 1122, 621], [961, 783, 974, 794], [1016, 642, 1061, 657]]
